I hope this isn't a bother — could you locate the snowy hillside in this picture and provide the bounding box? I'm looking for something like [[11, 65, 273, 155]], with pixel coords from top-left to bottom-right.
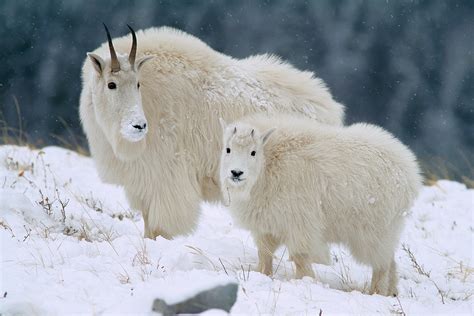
[[0, 145, 472, 315]]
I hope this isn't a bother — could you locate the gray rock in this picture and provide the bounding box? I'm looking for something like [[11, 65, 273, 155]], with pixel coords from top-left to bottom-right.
[[152, 283, 238, 315]]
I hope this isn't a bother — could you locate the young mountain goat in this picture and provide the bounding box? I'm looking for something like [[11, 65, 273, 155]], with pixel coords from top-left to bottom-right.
[[80, 25, 345, 239], [219, 114, 422, 296]]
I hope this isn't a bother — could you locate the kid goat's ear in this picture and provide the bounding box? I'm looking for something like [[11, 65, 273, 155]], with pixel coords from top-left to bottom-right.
[[87, 53, 105, 74], [261, 128, 276, 145]]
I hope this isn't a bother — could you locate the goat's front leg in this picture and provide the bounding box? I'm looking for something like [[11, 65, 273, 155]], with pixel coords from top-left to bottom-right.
[[254, 233, 281, 276], [291, 253, 315, 278]]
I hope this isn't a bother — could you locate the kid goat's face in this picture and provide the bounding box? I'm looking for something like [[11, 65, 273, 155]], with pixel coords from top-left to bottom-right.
[[220, 121, 275, 194]]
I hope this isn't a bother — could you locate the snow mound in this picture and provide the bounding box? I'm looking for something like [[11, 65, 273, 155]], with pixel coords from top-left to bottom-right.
[[0, 145, 472, 314]]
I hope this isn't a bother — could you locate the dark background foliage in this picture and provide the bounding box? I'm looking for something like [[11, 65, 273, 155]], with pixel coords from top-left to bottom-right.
[[1, 0, 473, 178]]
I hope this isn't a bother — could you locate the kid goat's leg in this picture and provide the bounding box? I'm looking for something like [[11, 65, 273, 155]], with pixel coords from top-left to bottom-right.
[[255, 233, 280, 276]]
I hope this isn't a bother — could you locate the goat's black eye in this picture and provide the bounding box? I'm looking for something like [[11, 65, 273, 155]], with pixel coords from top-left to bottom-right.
[[137, 82, 140, 89], [251, 150, 256, 156], [226, 148, 231, 154], [107, 82, 117, 90]]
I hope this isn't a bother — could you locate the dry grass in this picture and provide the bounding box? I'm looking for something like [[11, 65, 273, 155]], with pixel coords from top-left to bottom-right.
[[448, 261, 474, 284], [1, 98, 27, 146], [330, 250, 369, 294], [0, 219, 15, 238], [269, 282, 282, 315], [131, 239, 153, 281], [421, 154, 474, 188], [6, 146, 137, 244], [402, 244, 446, 304], [390, 295, 407, 316], [1, 102, 88, 156], [186, 245, 219, 271]]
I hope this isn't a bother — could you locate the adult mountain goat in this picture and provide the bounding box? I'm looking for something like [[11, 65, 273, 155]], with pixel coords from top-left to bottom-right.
[[80, 25, 344, 239], [219, 114, 422, 296]]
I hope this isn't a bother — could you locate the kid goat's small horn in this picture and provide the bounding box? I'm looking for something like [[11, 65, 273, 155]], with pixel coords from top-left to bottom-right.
[[103, 23, 120, 72], [127, 24, 137, 70]]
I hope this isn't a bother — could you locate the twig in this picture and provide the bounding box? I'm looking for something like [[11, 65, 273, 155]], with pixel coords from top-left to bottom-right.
[[218, 258, 228, 275], [22, 225, 31, 242], [402, 244, 445, 304], [395, 295, 406, 316], [273, 248, 287, 276], [56, 189, 69, 224], [38, 189, 54, 216], [0, 220, 15, 238], [241, 264, 247, 281]]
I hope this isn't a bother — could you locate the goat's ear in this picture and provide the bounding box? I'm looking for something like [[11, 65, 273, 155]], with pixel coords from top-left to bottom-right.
[[87, 53, 105, 74], [136, 56, 154, 71], [219, 118, 227, 131], [261, 128, 276, 145]]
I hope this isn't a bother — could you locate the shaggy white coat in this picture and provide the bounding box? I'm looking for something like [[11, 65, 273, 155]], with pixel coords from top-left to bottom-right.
[[219, 114, 422, 296], [80, 27, 344, 238]]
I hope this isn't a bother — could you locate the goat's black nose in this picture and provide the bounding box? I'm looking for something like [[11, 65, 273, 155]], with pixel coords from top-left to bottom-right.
[[231, 170, 244, 177], [132, 122, 147, 130]]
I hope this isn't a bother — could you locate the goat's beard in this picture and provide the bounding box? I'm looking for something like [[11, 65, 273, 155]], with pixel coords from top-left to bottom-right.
[[223, 179, 253, 206], [112, 132, 147, 161]]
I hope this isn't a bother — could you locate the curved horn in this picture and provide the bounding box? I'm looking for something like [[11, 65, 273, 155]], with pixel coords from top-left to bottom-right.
[[127, 24, 137, 70], [103, 23, 120, 72]]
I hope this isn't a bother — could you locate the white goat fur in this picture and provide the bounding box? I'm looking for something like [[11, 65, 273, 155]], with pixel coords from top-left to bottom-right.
[[79, 27, 344, 238], [220, 114, 422, 296]]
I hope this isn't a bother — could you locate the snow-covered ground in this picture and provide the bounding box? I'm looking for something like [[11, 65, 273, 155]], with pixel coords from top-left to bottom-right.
[[0, 145, 472, 315]]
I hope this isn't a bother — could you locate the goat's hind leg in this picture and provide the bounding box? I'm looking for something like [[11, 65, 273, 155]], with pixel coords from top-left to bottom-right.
[[349, 228, 399, 296], [370, 259, 399, 296], [387, 259, 399, 296]]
